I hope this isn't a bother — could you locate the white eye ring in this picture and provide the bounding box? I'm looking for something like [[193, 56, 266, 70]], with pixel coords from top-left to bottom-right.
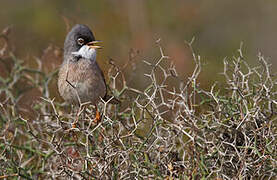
[[77, 38, 85, 45]]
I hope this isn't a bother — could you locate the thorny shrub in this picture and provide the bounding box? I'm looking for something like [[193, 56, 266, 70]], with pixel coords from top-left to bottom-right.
[[0, 27, 276, 179]]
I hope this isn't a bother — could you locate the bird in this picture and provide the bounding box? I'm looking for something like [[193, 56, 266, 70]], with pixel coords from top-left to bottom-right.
[[58, 24, 118, 122]]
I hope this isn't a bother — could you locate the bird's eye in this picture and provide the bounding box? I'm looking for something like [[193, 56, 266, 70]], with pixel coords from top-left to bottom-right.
[[77, 38, 85, 45]]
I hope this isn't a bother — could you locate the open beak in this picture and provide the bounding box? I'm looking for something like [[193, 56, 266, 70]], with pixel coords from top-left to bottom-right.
[[86, 40, 102, 49]]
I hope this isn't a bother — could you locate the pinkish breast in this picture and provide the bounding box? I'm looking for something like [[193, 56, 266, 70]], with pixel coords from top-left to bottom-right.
[[58, 59, 106, 104]]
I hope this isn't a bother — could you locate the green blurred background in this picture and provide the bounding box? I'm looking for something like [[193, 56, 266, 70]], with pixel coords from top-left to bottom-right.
[[0, 0, 276, 90]]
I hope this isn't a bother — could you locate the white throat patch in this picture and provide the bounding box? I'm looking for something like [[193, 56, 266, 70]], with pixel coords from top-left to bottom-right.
[[72, 45, 97, 62]]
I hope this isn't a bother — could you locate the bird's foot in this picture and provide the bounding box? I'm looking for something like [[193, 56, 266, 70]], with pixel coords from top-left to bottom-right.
[[93, 109, 101, 124]]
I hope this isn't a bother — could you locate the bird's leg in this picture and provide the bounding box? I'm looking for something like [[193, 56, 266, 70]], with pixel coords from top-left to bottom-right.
[[93, 105, 101, 124], [69, 105, 79, 143], [71, 105, 80, 128]]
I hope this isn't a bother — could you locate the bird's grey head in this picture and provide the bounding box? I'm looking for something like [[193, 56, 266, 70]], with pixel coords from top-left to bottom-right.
[[63, 24, 100, 62]]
